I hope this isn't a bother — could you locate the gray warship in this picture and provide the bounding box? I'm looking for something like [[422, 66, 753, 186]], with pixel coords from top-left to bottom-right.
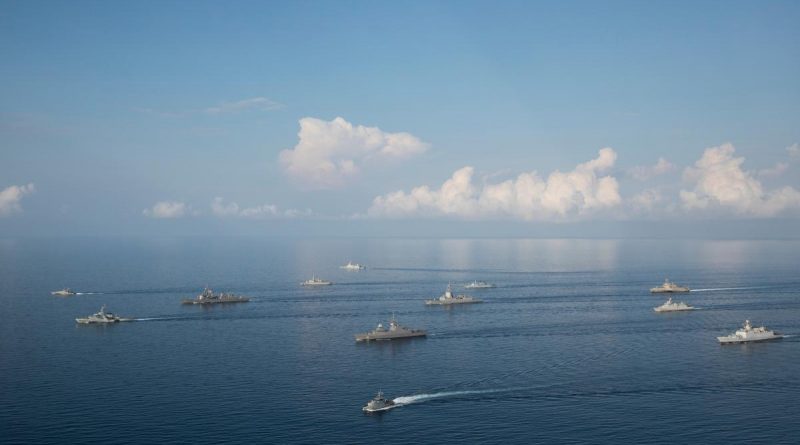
[[182, 286, 250, 305], [76, 305, 131, 324], [52, 288, 76, 296], [362, 391, 396, 413], [425, 284, 483, 305], [717, 320, 784, 344], [355, 315, 427, 342], [650, 278, 690, 293]]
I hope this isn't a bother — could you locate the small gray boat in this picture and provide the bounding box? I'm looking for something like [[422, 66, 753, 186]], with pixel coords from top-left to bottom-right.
[[650, 278, 690, 293], [426, 284, 483, 305], [182, 287, 250, 305], [362, 391, 396, 413], [355, 315, 426, 342], [76, 305, 131, 324]]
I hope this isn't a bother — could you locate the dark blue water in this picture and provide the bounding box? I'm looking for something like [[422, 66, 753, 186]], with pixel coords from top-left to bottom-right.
[[1, 238, 799, 444]]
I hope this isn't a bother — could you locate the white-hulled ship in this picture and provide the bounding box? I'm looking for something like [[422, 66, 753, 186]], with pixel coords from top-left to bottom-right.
[[425, 284, 483, 305], [76, 305, 131, 324], [717, 320, 784, 344], [181, 286, 250, 305], [340, 261, 366, 270], [362, 391, 396, 413], [653, 297, 697, 313], [464, 280, 495, 289], [650, 278, 690, 293], [355, 315, 426, 342], [301, 275, 333, 286], [51, 288, 76, 296]]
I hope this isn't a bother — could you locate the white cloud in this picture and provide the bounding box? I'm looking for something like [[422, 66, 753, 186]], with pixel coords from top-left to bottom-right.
[[787, 143, 800, 159], [680, 143, 800, 216], [211, 197, 310, 219], [203, 97, 283, 114], [279, 117, 429, 189], [368, 148, 621, 220], [143, 201, 188, 219], [630, 189, 663, 212], [757, 162, 788, 178], [0, 183, 35, 217], [628, 157, 675, 180]]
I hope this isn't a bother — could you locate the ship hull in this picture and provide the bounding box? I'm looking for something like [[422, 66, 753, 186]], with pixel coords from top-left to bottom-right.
[[650, 288, 690, 293], [654, 307, 696, 313], [717, 334, 784, 344], [355, 331, 427, 342], [181, 299, 249, 305], [425, 300, 482, 305]]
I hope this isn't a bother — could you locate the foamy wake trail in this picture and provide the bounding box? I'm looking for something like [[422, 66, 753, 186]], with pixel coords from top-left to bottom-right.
[[393, 388, 520, 406], [75, 292, 102, 295], [690, 286, 763, 293], [133, 317, 181, 322]]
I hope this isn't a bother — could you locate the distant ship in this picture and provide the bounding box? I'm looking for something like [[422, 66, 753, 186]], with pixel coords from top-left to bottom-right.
[[182, 286, 250, 305], [355, 315, 426, 342], [340, 261, 366, 271], [650, 278, 690, 293], [425, 284, 483, 305], [76, 305, 131, 324], [301, 275, 333, 286], [653, 297, 697, 312], [51, 288, 76, 296], [717, 320, 784, 344], [362, 391, 396, 413], [464, 280, 495, 289]]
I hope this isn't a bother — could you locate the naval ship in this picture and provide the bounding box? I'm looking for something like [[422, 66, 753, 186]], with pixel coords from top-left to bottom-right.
[[362, 391, 396, 413], [52, 288, 76, 296], [426, 284, 483, 305], [464, 280, 495, 289], [340, 261, 366, 270], [650, 278, 690, 293], [301, 275, 333, 286], [182, 287, 250, 305], [355, 315, 426, 342], [717, 320, 784, 344], [653, 297, 697, 313], [76, 305, 131, 324]]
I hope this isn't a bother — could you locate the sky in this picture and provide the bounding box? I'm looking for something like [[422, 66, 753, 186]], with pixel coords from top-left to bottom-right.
[[1, 0, 799, 238]]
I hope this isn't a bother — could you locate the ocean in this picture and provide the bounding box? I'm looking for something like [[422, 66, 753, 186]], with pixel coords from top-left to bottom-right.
[[1, 237, 799, 444]]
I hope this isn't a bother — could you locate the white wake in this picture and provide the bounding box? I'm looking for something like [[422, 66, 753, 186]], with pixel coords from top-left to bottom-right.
[[690, 286, 763, 293], [393, 388, 519, 406]]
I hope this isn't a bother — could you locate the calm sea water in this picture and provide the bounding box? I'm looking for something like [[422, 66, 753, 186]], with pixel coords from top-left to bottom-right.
[[1, 237, 799, 444]]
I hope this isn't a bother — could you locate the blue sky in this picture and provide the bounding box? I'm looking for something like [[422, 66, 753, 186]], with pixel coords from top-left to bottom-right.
[[1, 1, 799, 237]]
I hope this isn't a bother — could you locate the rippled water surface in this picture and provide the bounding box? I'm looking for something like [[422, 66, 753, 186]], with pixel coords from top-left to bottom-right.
[[1, 238, 799, 444]]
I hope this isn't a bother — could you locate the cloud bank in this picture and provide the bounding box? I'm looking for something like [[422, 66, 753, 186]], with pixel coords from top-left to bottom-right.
[[368, 148, 621, 220], [680, 143, 800, 216], [0, 183, 35, 217], [279, 117, 429, 189], [143, 201, 188, 219], [211, 197, 310, 219], [629, 157, 675, 180]]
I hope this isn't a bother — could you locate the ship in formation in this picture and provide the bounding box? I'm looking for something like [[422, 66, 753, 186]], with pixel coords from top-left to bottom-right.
[[182, 286, 250, 305], [650, 278, 690, 293], [340, 261, 366, 271], [76, 305, 131, 324], [464, 280, 495, 289], [301, 275, 333, 286], [355, 315, 426, 342], [653, 297, 697, 313], [52, 288, 76, 296], [425, 284, 483, 305], [362, 391, 397, 413], [717, 320, 784, 344]]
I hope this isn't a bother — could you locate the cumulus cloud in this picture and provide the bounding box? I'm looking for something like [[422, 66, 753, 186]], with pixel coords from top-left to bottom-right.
[[680, 143, 800, 216], [211, 197, 310, 219], [143, 201, 188, 219], [757, 162, 788, 178], [279, 117, 429, 189], [368, 148, 621, 220], [0, 183, 35, 217], [203, 97, 283, 114], [628, 157, 675, 180], [787, 143, 800, 159]]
